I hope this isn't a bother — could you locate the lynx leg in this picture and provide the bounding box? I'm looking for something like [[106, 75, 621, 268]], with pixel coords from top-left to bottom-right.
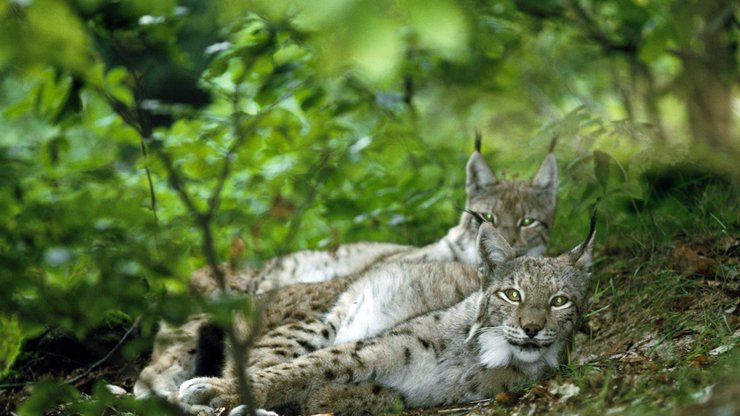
[[246, 318, 338, 369], [134, 315, 211, 400], [302, 383, 403, 416], [226, 386, 398, 416], [180, 337, 414, 411]]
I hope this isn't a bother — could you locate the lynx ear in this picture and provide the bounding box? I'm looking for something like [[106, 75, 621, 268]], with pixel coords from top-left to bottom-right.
[[564, 211, 596, 270], [531, 153, 557, 191], [466, 152, 496, 200], [477, 223, 515, 277]]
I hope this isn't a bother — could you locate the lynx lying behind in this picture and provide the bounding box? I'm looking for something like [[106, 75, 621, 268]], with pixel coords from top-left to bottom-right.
[[180, 216, 596, 415], [190, 139, 556, 296], [134, 144, 557, 400]]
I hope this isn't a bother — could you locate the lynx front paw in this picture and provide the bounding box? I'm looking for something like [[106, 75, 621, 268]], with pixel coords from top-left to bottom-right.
[[178, 377, 239, 408], [228, 405, 279, 416]]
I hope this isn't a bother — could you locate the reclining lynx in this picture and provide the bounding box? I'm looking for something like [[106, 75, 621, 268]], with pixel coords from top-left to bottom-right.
[[135, 142, 557, 401], [180, 215, 596, 416]]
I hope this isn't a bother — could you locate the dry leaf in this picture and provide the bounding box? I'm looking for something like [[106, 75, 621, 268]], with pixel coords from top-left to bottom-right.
[[230, 235, 246, 261], [672, 244, 716, 276], [495, 391, 516, 404]]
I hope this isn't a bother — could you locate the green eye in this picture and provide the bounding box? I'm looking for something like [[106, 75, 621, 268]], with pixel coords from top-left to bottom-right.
[[551, 295, 569, 308], [520, 217, 536, 227], [503, 288, 521, 302], [483, 212, 496, 224]]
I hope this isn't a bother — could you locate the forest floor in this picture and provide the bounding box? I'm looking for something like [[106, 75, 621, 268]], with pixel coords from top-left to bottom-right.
[[2, 216, 738, 415]]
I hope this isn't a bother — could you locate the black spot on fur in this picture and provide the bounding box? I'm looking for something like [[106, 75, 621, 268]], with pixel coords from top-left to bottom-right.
[[454, 283, 465, 300], [354, 341, 365, 350], [417, 337, 430, 349], [325, 370, 336, 380], [346, 369, 354, 381], [296, 339, 317, 352], [404, 348, 412, 365], [351, 351, 365, 368], [321, 329, 330, 339], [332, 358, 340, 365], [275, 349, 287, 357], [389, 329, 413, 337], [194, 322, 225, 377], [433, 314, 441, 322], [293, 352, 301, 358], [330, 348, 342, 355], [328, 322, 337, 332], [372, 384, 383, 395]]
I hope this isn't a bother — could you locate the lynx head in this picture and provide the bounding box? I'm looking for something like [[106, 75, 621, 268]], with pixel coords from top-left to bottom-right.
[[463, 144, 557, 257], [467, 214, 595, 376]]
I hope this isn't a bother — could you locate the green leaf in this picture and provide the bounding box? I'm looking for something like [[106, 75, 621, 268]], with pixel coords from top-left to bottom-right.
[[0, 316, 22, 379], [593, 150, 611, 191]]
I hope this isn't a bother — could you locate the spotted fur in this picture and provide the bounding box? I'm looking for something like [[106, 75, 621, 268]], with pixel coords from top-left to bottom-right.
[[179, 219, 595, 415]]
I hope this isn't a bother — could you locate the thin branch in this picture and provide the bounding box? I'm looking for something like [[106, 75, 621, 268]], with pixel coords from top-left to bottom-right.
[[66, 316, 141, 385], [140, 140, 159, 225], [565, 0, 637, 54], [277, 149, 333, 252], [97, 26, 313, 416], [206, 79, 309, 219]]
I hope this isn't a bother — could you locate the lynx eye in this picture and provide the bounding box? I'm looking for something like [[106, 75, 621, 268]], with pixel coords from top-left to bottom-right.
[[482, 212, 497, 225], [498, 288, 521, 303], [519, 217, 537, 227], [550, 295, 571, 309]]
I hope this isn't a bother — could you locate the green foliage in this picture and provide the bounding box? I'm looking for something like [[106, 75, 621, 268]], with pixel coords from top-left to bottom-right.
[[0, 316, 22, 378], [0, 0, 737, 414]]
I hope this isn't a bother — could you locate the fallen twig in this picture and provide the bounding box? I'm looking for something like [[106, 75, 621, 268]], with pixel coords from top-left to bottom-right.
[[65, 316, 141, 385]]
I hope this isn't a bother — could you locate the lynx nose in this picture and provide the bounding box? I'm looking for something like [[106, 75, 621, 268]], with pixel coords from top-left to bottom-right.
[[522, 324, 542, 339]]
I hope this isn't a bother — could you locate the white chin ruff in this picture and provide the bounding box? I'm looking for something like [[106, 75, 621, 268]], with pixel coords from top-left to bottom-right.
[[477, 332, 512, 368], [511, 345, 544, 363]]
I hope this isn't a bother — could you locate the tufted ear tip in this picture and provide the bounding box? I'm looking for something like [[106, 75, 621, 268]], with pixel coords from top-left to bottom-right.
[[566, 209, 597, 269], [477, 223, 515, 270], [531, 153, 557, 190], [466, 151, 496, 199]]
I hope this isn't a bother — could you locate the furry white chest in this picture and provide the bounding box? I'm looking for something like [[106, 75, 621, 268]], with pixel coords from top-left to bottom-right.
[[332, 272, 409, 345]]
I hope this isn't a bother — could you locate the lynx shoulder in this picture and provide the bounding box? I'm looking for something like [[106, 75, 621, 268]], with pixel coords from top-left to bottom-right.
[[179, 216, 596, 416]]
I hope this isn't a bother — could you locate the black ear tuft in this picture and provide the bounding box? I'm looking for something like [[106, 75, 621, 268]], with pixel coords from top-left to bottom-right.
[[565, 207, 597, 269], [585, 206, 597, 247], [474, 129, 482, 153], [464, 209, 487, 225]]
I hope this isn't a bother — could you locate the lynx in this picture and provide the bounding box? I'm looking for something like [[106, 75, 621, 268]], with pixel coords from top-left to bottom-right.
[[134, 142, 557, 401], [179, 216, 596, 416]]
